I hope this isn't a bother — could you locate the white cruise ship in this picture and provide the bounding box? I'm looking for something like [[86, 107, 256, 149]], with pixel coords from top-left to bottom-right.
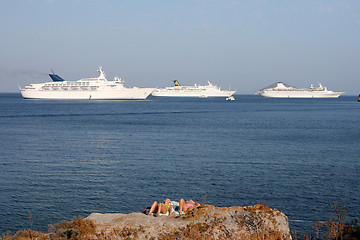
[[19, 67, 155, 100], [255, 82, 345, 98], [152, 80, 236, 98]]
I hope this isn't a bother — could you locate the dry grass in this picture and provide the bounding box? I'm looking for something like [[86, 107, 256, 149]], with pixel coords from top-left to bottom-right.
[[1, 230, 48, 240], [48, 216, 96, 239], [292, 200, 360, 240]]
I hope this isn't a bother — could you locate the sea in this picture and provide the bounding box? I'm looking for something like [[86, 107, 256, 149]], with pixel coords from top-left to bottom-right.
[[0, 93, 359, 237]]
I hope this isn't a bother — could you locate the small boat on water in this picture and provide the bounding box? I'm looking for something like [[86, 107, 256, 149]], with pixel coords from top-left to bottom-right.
[[226, 96, 235, 101], [255, 82, 345, 98], [357, 94, 360, 102], [152, 80, 236, 98], [19, 67, 155, 100]]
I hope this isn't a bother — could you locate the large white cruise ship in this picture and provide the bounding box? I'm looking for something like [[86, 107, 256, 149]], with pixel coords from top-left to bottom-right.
[[152, 80, 236, 98], [255, 82, 345, 98], [19, 67, 155, 100]]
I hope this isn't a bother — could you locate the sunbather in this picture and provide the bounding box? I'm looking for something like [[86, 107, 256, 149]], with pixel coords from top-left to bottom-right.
[[179, 199, 199, 214], [147, 198, 172, 216]]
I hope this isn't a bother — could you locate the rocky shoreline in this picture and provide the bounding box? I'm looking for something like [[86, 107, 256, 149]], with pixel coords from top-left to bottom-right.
[[86, 203, 292, 239], [3, 203, 293, 239]]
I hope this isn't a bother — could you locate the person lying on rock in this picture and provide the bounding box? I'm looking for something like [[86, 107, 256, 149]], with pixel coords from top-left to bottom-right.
[[179, 199, 200, 214], [147, 198, 172, 216]]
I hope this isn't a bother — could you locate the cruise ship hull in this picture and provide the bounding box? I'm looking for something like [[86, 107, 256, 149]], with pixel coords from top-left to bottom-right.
[[260, 91, 344, 98], [152, 90, 235, 98], [20, 88, 155, 100]]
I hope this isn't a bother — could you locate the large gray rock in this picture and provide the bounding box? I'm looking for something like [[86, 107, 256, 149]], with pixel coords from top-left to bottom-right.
[[87, 204, 292, 239]]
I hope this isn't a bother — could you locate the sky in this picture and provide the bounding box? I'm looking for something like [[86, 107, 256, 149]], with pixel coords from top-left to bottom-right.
[[0, 0, 359, 94]]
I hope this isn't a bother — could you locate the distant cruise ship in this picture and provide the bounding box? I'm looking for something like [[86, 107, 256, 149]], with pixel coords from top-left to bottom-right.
[[19, 67, 155, 100], [255, 82, 345, 98], [152, 80, 236, 98]]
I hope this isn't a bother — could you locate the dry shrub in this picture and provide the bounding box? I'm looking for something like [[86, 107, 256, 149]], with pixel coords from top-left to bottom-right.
[[1, 231, 12, 240], [0, 229, 48, 240], [300, 200, 360, 240], [48, 217, 96, 239], [343, 220, 360, 239], [13, 230, 47, 240]]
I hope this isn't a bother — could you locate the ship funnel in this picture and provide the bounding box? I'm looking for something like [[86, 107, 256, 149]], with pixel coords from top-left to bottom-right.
[[49, 71, 65, 82], [97, 66, 107, 80]]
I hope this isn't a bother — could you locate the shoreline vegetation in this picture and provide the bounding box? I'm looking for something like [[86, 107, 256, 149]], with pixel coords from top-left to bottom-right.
[[1, 201, 359, 240]]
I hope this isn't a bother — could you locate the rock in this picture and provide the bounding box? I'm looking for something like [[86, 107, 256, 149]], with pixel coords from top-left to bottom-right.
[[87, 203, 292, 239]]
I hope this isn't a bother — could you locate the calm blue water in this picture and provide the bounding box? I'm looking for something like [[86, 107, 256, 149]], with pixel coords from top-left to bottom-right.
[[0, 93, 359, 236]]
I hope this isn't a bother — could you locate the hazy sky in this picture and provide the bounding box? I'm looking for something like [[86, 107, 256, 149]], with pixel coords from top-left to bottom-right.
[[1, 0, 359, 94]]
